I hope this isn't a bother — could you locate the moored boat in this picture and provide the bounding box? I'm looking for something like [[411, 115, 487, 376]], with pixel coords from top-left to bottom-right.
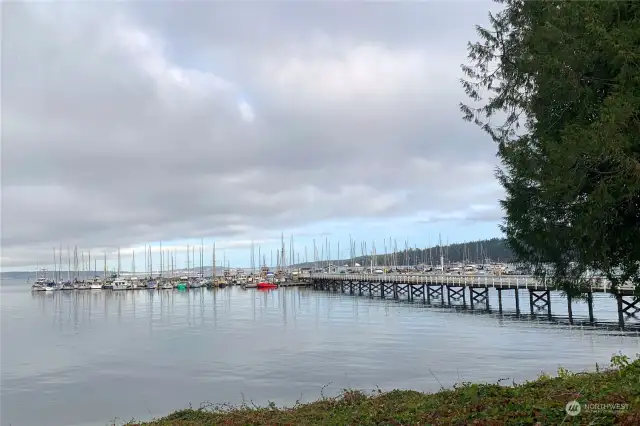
[[90, 278, 103, 289], [31, 282, 46, 291], [112, 278, 128, 290], [44, 281, 58, 291], [61, 281, 74, 290], [257, 282, 278, 289], [31, 277, 49, 291], [32, 269, 52, 291]]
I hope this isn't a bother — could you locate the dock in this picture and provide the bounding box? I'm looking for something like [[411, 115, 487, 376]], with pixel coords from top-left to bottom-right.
[[308, 273, 639, 330], [242, 281, 309, 289]]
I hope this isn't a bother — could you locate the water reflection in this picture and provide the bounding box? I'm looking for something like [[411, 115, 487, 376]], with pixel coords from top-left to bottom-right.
[[23, 285, 640, 335], [1, 282, 639, 426]]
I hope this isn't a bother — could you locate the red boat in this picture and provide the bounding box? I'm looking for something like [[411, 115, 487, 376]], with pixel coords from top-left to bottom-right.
[[257, 282, 278, 289]]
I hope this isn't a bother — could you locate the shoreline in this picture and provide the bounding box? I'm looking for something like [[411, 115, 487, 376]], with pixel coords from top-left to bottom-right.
[[125, 353, 639, 425]]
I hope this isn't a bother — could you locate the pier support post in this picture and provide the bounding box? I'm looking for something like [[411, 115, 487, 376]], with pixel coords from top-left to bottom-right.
[[409, 285, 423, 302], [468, 287, 489, 310], [616, 294, 640, 330], [529, 290, 534, 315], [445, 287, 464, 306], [617, 293, 625, 330], [546, 290, 552, 319], [514, 289, 520, 315], [587, 292, 594, 324], [426, 285, 431, 304], [567, 293, 573, 325], [497, 289, 502, 314]]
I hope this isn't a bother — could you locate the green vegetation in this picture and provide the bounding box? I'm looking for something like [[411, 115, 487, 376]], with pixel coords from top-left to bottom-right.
[[461, 0, 640, 295], [124, 354, 639, 425]]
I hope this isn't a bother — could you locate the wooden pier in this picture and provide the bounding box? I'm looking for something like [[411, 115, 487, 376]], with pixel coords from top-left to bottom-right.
[[308, 273, 639, 330]]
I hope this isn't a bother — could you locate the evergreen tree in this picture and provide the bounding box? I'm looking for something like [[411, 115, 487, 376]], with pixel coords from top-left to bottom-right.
[[461, 0, 640, 295]]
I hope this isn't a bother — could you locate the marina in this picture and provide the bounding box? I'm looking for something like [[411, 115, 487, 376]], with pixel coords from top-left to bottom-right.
[[24, 236, 640, 331]]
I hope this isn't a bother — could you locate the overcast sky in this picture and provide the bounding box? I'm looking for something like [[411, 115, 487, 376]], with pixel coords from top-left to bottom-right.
[[2, 0, 506, 272]]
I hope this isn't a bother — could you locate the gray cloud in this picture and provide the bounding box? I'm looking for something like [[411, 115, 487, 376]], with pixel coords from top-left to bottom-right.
[[1, 1, 502, 268]]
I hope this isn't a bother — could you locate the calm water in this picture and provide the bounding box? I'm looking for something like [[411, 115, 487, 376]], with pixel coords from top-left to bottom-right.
[[2, 279, 639, 426]]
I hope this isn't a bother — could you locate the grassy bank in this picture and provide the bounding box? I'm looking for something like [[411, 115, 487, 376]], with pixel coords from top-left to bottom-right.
[[127, 354, 639, 425]]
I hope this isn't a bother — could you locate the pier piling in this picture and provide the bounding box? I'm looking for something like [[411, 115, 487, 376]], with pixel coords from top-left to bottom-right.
[[309, 273, 637, 330], [617, 293, 625, 330], [587, 292, 594, 323]]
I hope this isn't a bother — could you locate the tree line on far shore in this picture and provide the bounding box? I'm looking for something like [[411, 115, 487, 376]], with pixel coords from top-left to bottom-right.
[[296, 238, 514, 267]]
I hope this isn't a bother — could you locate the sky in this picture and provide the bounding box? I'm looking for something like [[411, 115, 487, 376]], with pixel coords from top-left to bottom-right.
[[1, 0, 507, 273]]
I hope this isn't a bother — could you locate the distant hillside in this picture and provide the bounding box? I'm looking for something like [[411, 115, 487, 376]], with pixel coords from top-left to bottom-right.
[[295, 238, 513, 267]]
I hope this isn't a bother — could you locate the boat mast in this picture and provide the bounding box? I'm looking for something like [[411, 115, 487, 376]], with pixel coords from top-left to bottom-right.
[[212, 243, 216, 278], [52, 247, 57, 282]]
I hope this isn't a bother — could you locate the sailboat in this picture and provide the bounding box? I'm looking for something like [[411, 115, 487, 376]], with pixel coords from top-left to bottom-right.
[[43, 258, 59, 291], [189, 242, 206, 288], [77, 249, 91, 289], [147, 243, 158, 289], [176, 245, 189, 290], [93, 252, 106, 289], [112, 248, 128, 290]]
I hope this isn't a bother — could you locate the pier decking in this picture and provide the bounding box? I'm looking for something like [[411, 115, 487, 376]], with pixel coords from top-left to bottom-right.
[[308, 273, 639, 330]]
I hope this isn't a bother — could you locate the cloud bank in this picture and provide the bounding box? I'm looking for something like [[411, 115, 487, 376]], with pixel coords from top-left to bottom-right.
[[1, 1, 504, 268]]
